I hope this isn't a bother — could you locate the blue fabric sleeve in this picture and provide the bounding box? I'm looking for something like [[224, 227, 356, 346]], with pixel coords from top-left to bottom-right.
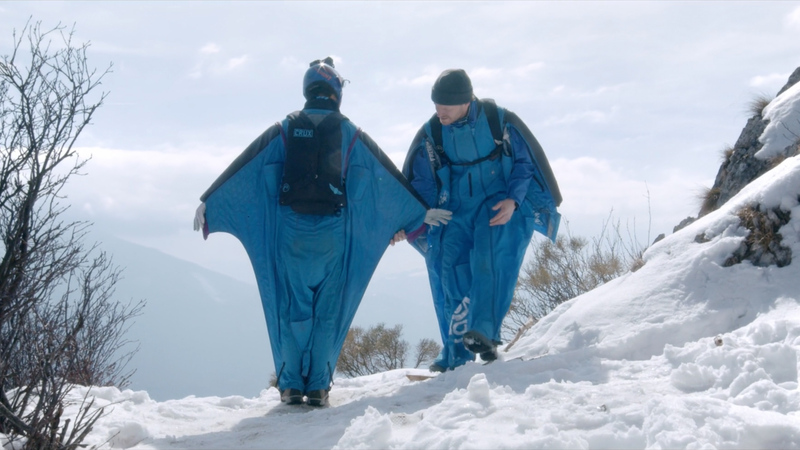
[[506, 125, 535, 206]]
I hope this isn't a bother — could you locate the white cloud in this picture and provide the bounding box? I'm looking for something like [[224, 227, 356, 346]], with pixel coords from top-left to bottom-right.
[[468, 67, 503, 82], [510, 62, 545, 78], [67, 146, 239, 221], [188, 49, 250, 78], [88, 40, 150, 55], [787, 6, 800, 29], [371, 122, 421, 165], [279, 56, 303, 70], [547, 83, 627, 99], [225, 55, 249, 71], [750, 73, 789, 89], [391, 66, 441, 88], [541, 108, 617, 126], [551, 156, 703, 240], [200, 43, 220, 54]]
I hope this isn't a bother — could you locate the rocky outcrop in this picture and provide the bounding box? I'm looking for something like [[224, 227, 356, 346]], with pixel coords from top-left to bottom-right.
[[705, 68, 800, 215], [674, 67, 800, 268], [776, 66, 800, 97], [673, 66, 800, 235], [704, 115, 771, 215]]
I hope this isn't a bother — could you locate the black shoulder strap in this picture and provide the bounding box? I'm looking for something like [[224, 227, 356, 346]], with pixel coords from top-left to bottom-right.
[[427, 113, 446, 162], [481, 98, 503, 145], [428, 99, 503, 154]]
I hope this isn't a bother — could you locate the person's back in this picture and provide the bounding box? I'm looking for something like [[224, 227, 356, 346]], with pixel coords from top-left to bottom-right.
[[195, 57, 435, 406]]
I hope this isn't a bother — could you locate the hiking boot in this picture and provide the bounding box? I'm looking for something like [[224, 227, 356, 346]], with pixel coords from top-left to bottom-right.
[[462, 330, 496, 355], [480, 348, 498, 363], [280, 388, 304, 405], [306, 389, 329, 407], [429, 361, 447, 373]]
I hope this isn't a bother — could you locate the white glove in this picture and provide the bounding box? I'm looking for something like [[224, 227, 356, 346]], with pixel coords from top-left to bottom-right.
[[424, 208, 452, 227], [193, 203, 206, 231]]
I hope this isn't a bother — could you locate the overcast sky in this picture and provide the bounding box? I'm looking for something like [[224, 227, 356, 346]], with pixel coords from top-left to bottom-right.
[[2, 2, 800, 282]]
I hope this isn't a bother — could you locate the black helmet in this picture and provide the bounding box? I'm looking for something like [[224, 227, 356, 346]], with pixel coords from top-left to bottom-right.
[[303, 57, 344, 105]]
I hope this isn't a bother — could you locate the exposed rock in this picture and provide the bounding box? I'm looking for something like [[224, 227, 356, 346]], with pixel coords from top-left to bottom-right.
[[701, 66, 800, 216], [722, 205, 792, 268], [673, 216, 696, 233], [677, 67, 799, 268], [776, 66, 800, 97], [705, 116, 770, 215]]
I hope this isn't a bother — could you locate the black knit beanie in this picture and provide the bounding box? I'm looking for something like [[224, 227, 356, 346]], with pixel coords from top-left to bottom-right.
[[431, 69, 473, 105]]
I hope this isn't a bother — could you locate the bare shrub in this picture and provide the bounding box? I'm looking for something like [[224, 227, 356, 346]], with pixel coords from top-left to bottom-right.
[[503, 213, 649, 345], [412, 338, 441, 369], [0, 20, 143, 450], [336, 323, 441, 377]]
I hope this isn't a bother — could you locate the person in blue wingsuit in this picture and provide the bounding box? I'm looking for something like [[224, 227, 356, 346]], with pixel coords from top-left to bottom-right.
[[393, 68, 562, 372], [193, 57, 451, 407]]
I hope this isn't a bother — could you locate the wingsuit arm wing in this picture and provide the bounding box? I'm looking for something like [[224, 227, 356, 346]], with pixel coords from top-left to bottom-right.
[[197, 123, 287, 376], [351, 130, 429, 235], [502, 111, 562, 242], [503, 111, 562, 207], [199, 124, 284, 247], [329, 128, 430, 373]]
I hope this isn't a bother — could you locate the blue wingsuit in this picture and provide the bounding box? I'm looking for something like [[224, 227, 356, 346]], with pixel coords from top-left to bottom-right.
[[200, 102, 428, 393], [402, 99, 562, 370]]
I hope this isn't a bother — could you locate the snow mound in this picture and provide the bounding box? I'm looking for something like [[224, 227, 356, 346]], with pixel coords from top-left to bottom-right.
[[758, 81, 800, 160]]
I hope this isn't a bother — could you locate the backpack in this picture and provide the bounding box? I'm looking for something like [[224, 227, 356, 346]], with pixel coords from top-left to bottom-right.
[[279, 111, 348, 216]]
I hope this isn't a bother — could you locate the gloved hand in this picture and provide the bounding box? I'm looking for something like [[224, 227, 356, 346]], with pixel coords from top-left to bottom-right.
[[193, 203, 206, 231], [424, 208, 452, 227]]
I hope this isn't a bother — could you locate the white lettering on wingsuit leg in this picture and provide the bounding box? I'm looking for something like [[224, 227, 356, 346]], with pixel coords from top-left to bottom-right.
[[450, 297, 470, 343]]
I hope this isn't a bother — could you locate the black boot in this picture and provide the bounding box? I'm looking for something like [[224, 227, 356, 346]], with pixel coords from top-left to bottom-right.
[[429, 361, 447, 373], [280, 388, 304, 405], [306, 389, 329, 407], [463, 330, 497, 357], [480, 348, 498, 362]]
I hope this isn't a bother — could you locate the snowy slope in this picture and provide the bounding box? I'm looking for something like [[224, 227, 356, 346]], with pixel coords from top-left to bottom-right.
[[10, 89, 800, 450]]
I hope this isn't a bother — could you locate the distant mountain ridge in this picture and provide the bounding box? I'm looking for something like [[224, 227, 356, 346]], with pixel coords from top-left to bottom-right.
[[93, 233, 272, 401]]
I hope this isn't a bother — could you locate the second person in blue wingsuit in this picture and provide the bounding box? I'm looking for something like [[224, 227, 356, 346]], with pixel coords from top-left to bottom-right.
[[194, 58, 451, 407], [396, 68, 562, 372]]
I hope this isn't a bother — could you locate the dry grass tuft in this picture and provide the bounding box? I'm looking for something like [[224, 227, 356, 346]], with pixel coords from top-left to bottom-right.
[[748, 93, 773, 117], [698, 186, 721, 217], [723, 204, 792, 267], [721, 144, 735, 163]]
